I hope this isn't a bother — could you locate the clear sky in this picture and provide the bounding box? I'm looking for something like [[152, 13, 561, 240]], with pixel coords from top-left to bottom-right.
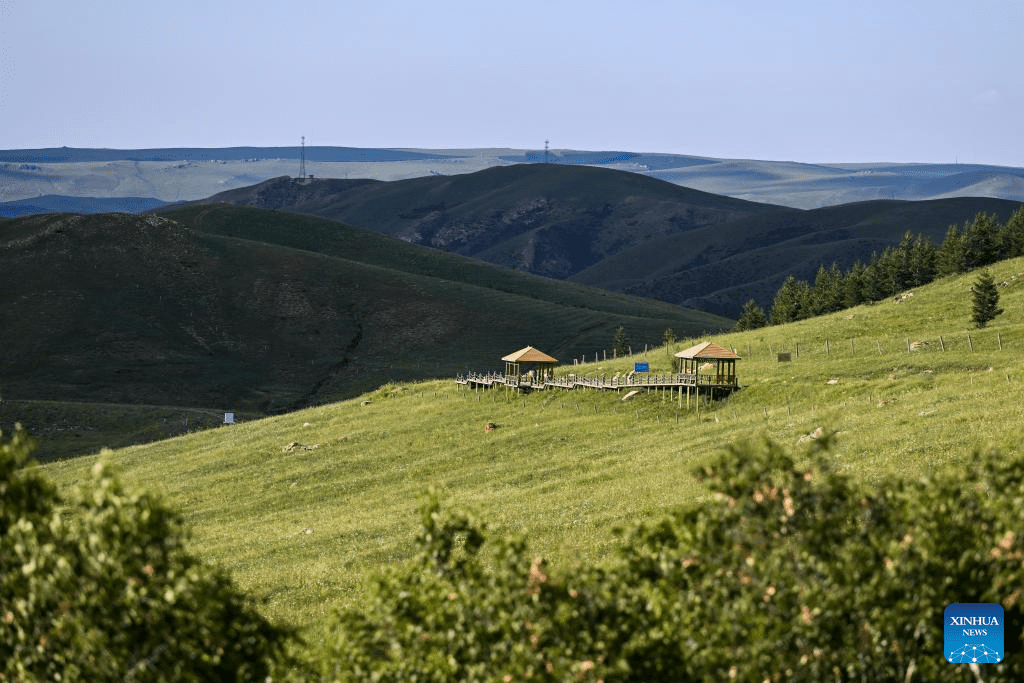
[[2, 0, 1022, 166]]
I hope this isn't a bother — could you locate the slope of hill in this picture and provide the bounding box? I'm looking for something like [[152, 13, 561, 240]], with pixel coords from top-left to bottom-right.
[[572, 196, 1024, 314], [37, 256, 1024, 638], [184, 164, 784, 279], [0, 207, 729, 458], [187, 168, 1021, 317]]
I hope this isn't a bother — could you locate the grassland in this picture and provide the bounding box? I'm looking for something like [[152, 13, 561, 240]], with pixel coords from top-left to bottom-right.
[[0, 207, 730, 458], [37, 258, 1024, 642]]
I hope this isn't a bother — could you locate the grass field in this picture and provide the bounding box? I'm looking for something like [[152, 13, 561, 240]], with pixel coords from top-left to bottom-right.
[[1, 207, 731, 445], [37, 258, 1024, 643]]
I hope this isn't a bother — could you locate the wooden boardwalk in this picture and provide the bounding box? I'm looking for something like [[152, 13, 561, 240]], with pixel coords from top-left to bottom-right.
[[455, 371, 739, 396]]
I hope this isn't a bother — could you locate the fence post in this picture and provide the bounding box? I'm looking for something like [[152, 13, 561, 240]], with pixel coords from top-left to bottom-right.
[[968, 334, 974, 352]]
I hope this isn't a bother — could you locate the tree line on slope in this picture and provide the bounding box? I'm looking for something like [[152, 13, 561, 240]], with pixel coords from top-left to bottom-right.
[[735, 207, 1024, 331]]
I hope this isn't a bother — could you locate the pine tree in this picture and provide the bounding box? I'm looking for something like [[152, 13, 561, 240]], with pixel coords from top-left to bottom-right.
[[937, 224, 967, 276], [810, 263, 844, 315], [971, 270, 1003, 328], [770, 276, 811, 324], [859, 258, 887, 302], [964, 212, 1001, 269], [909, 234, 937, 286], [613, 326, 629, 356], [999, 206, 1024, 258], [734, 299, 768, 331], [841, 261, 867, 308], [890, 231, 917, 293]]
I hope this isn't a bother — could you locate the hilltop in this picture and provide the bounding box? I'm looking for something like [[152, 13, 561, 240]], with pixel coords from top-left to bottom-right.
[[188, 166, 1022, 316], [38, 255, 1024, 642], [0, 206, 729, 459], [182, 164, 782, 281]]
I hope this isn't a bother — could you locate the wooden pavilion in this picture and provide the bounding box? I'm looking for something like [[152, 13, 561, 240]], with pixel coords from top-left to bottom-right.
[[675, 342, 741, 387], [501, 346, 558, 384]]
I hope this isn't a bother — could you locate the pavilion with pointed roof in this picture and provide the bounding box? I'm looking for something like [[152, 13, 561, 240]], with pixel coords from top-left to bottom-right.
[[501, 345, 558, 383], [674, 341, 741, 387]]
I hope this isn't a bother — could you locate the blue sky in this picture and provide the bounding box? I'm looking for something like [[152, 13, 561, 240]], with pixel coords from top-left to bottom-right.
[[2, 0, 1022, 166]]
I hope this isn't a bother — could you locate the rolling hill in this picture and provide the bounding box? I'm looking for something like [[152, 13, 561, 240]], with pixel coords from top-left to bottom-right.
[[575, 196, 1024, 314], [180, 164, 784, 280], [0, 206, 729, 458], [186, 166, 1022, 317], [35, 254, 1024, 648]]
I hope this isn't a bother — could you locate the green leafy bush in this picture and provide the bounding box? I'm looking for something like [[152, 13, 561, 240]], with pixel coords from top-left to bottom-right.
[[1, 427, 292, 681], [319, 435, 1024, 682]]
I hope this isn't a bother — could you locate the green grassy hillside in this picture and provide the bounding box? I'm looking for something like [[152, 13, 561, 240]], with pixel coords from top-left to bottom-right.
[[38, 258, 1024, 641], [0, 207, 729, 459]]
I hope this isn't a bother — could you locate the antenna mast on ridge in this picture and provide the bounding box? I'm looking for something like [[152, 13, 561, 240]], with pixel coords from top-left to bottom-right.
[[544, 139, 549, 164], [299, 136, 307, 180]]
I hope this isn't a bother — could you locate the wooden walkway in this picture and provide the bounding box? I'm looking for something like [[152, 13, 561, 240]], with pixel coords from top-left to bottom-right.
[[455, 371, 739, 395]]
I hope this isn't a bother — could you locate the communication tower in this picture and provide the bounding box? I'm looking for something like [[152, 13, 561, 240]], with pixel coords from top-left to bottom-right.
[[544, 140, 549, 164], [299, 136, 306, 180]]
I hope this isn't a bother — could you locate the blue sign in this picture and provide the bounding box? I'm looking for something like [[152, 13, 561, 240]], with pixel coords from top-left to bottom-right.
[[945, 603, 1003, 664], [634, 362, 649, 373]]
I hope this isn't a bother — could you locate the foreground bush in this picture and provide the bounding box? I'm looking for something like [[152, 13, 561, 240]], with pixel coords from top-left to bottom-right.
[[319, 434, 1024, 682], [0, 427, 292, 681]]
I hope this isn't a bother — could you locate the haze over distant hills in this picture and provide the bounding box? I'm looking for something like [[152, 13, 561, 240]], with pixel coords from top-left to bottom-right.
[[3, 146, 1024, 214]]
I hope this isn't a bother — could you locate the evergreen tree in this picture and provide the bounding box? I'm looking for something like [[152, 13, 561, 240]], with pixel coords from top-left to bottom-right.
[[971, 270, 1003, 328], [734, 299, 768, 331], [858, 257, 887, 302], [937, 224, 967, 276], [909, 234, 937, 286], [964, 212, 1002, 269], [890, 231, 917, 292], [770, 276, 811, 324], [999, 206, 1024, 258], [810, 262, 844, 315], [613, 326, 629, 356], [841, 261, 867, 307]]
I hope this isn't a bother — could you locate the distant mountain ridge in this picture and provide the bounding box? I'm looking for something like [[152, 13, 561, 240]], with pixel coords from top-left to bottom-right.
[[185, 165, 1023, 317], [3, 146, 1022, 211], [0, 195, 168, 217]]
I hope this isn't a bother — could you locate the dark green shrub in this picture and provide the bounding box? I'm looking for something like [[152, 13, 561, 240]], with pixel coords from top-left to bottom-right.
[[319, 436, 1024, 682], [1, 426, 292, 681]]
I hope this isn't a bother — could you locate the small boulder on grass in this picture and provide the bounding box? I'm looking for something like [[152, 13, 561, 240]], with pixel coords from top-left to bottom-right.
[[282, 442, 319, 452]]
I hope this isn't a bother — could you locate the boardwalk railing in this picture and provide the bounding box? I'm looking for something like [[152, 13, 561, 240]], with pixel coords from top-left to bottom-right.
[[456, 371, 738, 392]]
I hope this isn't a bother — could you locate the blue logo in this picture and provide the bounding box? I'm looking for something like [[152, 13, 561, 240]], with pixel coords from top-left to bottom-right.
[[945, 603, 1003, 664]]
